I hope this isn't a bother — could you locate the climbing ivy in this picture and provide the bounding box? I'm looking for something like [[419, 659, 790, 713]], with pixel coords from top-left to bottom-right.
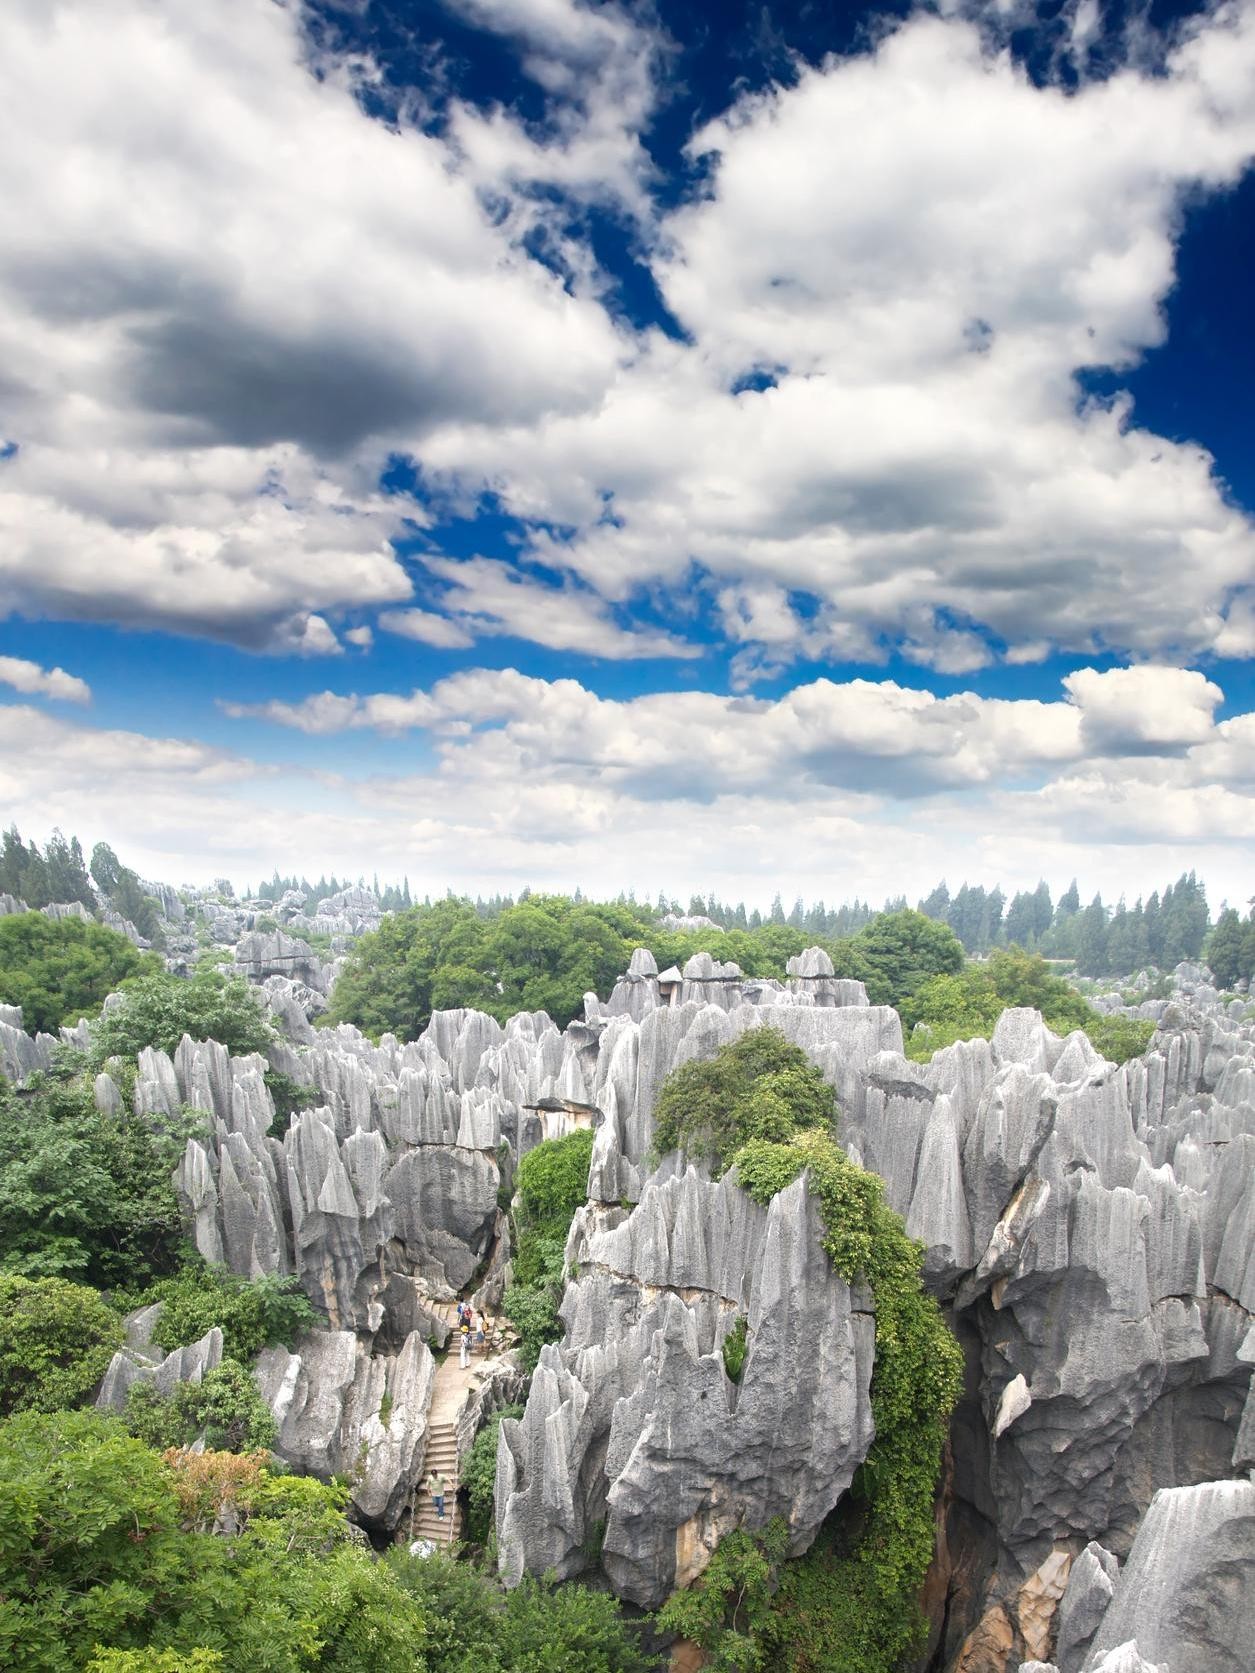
[[503, 1129, 593, 1371], [656, 1518, 788, 1672], [734, 1129, 964, 1672]]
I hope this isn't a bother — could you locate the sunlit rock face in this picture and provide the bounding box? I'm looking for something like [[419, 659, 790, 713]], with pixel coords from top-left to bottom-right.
[[495, 1170, 875, 1607], [255, 1327, 435, 1532]]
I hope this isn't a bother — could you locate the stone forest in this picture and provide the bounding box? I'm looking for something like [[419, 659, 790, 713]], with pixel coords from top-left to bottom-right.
[[0, 834, 1251, 1673]]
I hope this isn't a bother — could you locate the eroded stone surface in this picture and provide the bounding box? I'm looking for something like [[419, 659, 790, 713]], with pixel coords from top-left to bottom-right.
[[496, 1170, 875, 1607]]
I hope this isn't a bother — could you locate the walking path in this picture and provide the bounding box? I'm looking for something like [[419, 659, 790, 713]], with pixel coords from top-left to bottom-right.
[[407, 1301, 508, 1548]]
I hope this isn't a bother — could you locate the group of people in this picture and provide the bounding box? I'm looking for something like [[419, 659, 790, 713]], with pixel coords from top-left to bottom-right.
[[456, 1299, 487, 1368], [421, 1301, 492, 1531]]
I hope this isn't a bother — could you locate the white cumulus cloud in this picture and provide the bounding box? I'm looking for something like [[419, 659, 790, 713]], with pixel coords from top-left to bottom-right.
[[0, 655, 90, 704]]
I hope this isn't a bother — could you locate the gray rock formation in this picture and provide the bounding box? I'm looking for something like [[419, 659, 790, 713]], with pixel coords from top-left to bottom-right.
[[95, 1311, 224, 1413], [1076, 1480, 1255, 1673], [255, 1327, 435, 1530], [233, 928, 326, 990], [1052, 1542, 1120, 1669], [495, 1169, 875, 1607], [9, 926, 1251, 1665]]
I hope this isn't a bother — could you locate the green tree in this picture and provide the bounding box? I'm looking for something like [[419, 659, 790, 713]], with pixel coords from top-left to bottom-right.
[[0, 1410, 430, 1673], [139, 1265, 316, 1364], [503, 1129, 594, 1369], [0, 1070, 193, 1288], [515, 1126, 595, 1225], [123, 1360, 277, 1453], [461, 1404, 524, 1544], [0, 913, 157, 1035], [657, 1520, 787, 1672], [1207, 908, 1247, 988], [837, 909, 964, 1009], [652, 1027, 835, 1170], [1082, 1015, 1155, 1066], [0, 1276, 122, 1415], [89, 967, 273, 1065]]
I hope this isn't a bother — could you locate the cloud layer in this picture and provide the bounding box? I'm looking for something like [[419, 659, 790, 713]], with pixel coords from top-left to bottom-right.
[[5, 657, 1252, 906], [1, 1, 1252, 668]]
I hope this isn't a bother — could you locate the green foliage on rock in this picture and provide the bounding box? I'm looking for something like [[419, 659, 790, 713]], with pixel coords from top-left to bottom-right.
[[0, 912, 158, 1035], [0, 1408, 429, 1672], [732, 1129, 964, 1673], [653, 1027, 835, 1170], [656, 1518, 788, 1672], [88, 967, 273, 1066], [123, 1361, 277, 1454], [139, 1264, 317, 1364], [386, 1549, 660, 1673], [1082, 1014, 1156, 1065], [901, 946, 1154, 1065], [462, 1403, 524, 1544], [721, 1315, 748, 1384], [0, 1275, 123, 1416], [516, 1125, 594, 1224], [0, 1068, 193, 1287], [503, 1129, 594, 1370]]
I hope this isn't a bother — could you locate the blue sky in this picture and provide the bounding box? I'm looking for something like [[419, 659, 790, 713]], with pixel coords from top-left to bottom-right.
[[1, 0, 1254, 908]]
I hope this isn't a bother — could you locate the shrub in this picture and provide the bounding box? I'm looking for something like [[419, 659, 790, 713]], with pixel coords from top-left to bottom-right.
[[516, 1126, 594, 1225], [0, 1409, 182, 1670], [503, 1129, 594, 1370], [901, 947, 1105, 1064], [1083, 1014, 1156, 1065], [262, 1069, 314, 1137], [657, 1519, 787, 1672], [0, 1068, 194, 1288], [0, 1274, 123, 1415], [462, 1403, 524, 1544], [0, 1408, 424, 1672], [652, 1027, 834, 1169], [88, 1651, 224, 1672], [0, 912, 158, 1036], [141, 1265, 317, 1363], [88, 967, 273, 1066], [721, 1316, 749, 1384], [123, 1360, 277, 1453]]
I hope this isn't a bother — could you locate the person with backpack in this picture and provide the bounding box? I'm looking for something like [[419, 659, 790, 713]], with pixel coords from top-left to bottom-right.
[[459, 1313, 472, 1368]]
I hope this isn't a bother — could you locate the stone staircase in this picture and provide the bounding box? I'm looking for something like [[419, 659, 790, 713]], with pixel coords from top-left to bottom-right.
[[409, 1414, 462, 1546], [404, 1294, 520, 1549]]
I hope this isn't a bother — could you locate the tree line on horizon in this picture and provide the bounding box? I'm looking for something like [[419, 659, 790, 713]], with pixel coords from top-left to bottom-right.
[[2, 823, 1238, 991], [1, 826, 166, 945]]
